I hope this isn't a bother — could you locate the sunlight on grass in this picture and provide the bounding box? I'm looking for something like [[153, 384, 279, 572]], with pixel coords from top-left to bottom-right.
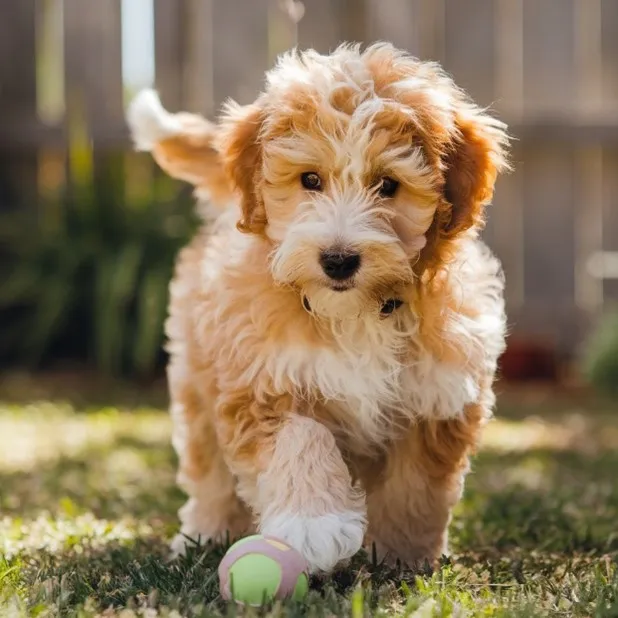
[[0, 403, 170, 472], [0, 403, 182, 523], [482, 413, 618, 454], [0, 513, 153, 560], [0, 391, 617, 616]]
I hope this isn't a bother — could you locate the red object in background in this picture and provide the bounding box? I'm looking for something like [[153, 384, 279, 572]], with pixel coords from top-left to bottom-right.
[[498, 338, 559, 381]]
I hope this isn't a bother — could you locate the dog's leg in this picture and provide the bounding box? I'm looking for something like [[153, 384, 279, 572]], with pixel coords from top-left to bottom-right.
[[365, 402, 485, 568], [219, 403, 366, 574], [169, 380, 252, 556]]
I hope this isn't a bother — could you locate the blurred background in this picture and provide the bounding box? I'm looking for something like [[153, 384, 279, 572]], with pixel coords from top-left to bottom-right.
[[1, 0, 618, 393], [1, 3, 618, 614]]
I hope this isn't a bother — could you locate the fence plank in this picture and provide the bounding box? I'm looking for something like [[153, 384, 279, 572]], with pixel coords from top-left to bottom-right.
[[341, 0, 367, 43], [365, 0, 422, 56], [0, 0, 37, 115], [574, 0, 602, 114], [601, 0, 618, 107], [523, 0, 575, 115], [520, 146, 577, 351], [211, 0, 270, 108], [366, 0, 444, 60], [297, 0, 342, 53], [494, 0, 523, 118], [574, 148, 604, 313], [485, 157, 525, 312], [443, 0, 495, 108], [154, 0, 185, 111], [296, 0, 366, 52], [571, 1, 604, 316], [522, 148, 576, 303], [602, 150, 618, 301], [180, 0, 214, 115], [518, 0, 580, 353], [63, 0, 124, 128], [0, 0, 38, 209]]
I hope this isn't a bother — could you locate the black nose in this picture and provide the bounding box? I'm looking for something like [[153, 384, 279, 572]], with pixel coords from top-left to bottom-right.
[[319, 250, 361, 280]]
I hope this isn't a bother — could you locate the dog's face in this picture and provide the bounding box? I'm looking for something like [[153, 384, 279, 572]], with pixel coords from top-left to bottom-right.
[[218, 44, 509, 319], [242, 99, 436, 319], [249, 80, 439, 320], [135, 44, 508, 320]]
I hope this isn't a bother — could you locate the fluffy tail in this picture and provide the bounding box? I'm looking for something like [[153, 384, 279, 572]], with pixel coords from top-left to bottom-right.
[[126, 89, 234, 207]]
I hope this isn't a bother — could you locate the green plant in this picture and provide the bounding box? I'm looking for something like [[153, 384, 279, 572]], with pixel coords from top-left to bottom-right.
[[582, 309, 618, 397], [0, 156, 198, 377]]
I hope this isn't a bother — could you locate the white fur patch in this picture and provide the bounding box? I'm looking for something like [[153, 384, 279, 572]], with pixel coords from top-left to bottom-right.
[[126, 89, 183, 151], [403, 353, 480, 420], [260, 511, 365, 573], [240, 311, 485, 445]]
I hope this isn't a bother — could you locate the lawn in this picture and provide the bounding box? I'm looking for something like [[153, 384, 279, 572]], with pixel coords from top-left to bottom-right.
[[1, 373, 617, 617]]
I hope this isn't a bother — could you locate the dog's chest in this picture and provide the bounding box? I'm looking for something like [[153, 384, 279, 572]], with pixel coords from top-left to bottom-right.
[[265, 319, 477, 448]]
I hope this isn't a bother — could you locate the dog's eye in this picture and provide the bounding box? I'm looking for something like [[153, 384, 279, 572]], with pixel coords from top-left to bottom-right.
[[378, 176, 399, 198], [301, 172, 322, 191]]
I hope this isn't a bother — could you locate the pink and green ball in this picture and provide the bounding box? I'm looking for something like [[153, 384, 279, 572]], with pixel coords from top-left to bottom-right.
[[218, 535, 309, 606]]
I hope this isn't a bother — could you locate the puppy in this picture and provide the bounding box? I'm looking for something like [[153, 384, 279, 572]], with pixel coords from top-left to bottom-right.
[[127, 43, 509, 574]]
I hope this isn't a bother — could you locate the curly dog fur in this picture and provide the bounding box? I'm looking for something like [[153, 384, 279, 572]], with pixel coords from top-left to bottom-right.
[[127, 42, 510, 574]]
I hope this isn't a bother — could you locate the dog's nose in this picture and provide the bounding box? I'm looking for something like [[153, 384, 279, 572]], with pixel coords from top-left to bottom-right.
[[319, 250, 361, 280]]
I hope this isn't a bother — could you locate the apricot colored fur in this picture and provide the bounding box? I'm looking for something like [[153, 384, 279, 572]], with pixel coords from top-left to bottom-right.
[[128, 42, 510, 573]]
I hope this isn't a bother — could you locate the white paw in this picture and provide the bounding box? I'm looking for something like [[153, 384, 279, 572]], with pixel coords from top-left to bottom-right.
[[260, 510, 366, 573]]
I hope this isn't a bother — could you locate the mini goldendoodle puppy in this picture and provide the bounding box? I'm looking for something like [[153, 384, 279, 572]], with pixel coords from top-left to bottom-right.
[[127, 43, 509, 574]]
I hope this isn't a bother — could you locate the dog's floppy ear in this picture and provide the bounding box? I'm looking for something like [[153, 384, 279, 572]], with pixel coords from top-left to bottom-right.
[[126, 90, 231, 203], [217, 100, 266, 235], [442, 107, 510, 235]]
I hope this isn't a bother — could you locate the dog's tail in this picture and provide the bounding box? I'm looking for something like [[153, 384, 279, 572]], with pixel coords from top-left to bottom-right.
[[126, 89, 234, 208]]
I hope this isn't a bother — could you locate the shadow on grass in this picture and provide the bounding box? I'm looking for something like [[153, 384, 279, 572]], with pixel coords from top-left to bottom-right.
[[9, 538, 225, 614], [0, 435, 184, 520], [0, 370, 169, 412], [455, 448, 618, 557], [11, 536, 385, 616], [11, 526, 618, 618]]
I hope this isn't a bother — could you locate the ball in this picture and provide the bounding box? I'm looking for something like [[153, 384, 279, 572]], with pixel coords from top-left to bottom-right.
[[218, 534, 309, 605]]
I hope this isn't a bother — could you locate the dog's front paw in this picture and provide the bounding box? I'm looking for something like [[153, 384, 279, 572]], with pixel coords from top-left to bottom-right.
[[260, 510, 366, 573]]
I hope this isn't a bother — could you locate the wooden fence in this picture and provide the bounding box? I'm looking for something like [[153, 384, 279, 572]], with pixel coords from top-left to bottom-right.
[[2, 0, 618, 359]]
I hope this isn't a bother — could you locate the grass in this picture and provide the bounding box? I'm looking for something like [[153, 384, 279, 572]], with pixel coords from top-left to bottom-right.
[[0, 374, 617, 617]]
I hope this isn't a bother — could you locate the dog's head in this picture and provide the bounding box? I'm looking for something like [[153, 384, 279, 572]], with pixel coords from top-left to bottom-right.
[[218, 44, 509, 319], [129, 44, 509, 320]]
